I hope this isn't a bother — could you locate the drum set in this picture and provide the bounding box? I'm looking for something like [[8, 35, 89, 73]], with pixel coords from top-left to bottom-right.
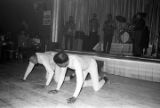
[[116, 15, 134, 44], [115, 15, 135, 55]]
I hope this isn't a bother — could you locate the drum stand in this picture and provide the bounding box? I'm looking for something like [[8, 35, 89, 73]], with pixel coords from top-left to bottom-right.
[[121, 42, 125, 56], [120, 33, 125, 56], [120, 31, 130, 56]]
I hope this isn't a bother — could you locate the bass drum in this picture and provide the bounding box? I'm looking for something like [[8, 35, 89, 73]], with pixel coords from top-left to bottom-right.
[[120, 31, 131, 43]]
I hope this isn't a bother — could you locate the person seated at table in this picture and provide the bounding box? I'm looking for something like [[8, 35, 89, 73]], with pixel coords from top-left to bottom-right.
[[18, 30, 31, 61]]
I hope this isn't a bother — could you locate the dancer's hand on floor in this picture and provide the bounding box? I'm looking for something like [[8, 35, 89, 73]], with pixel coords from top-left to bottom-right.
[[48, 90, 58, 94], [67, 97, 77, 104]]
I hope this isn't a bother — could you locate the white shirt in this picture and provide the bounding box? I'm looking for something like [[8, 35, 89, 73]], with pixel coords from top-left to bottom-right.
[[56, 54, 95, 98]]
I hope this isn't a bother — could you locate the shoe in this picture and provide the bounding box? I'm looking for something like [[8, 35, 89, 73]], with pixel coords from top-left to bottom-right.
[[103, 75, 110, 85]]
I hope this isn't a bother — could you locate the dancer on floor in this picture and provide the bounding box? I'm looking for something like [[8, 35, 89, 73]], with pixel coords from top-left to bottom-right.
[[23, 51, 74, 86], [48, 51, 108, 103]]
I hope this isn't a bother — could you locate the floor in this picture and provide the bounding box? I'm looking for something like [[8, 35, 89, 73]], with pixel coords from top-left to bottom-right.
[[0, 61, 160, 108]]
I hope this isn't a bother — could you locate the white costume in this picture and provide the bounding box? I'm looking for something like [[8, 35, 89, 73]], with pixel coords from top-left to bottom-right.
[[54, 54, 106, 98], [23, 51, 56, 86]]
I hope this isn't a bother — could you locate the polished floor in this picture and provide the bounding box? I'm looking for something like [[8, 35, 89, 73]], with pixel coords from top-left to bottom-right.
[[0, 61, 160, 108]]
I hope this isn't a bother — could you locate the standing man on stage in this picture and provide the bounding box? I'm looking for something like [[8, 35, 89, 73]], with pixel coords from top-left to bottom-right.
[[64, 16, 76, 50], [103, 14, 116, 53], [140, 25, 150, 56], [89, 13, 100, 51], [132, 13, 146, 57], [48, 51, 108, 103]]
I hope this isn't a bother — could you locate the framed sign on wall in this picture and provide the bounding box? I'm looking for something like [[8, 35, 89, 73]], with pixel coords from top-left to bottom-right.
[[43, 10, 51, 25]]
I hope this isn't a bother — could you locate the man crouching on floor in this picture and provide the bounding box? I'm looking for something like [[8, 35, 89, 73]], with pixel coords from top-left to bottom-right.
[[48, 51, 108, 104], [23, 51, 74, 86]]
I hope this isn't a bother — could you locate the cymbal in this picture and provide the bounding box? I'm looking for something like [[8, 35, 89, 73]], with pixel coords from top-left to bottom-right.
[[116, 16, 126, 23]]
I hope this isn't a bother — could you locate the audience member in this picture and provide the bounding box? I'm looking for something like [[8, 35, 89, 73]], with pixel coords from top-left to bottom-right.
[[0, 32, 15, 61], [0, 33, 5, 61], [31, 33, 41, 51], [18, 30, 30, 61]]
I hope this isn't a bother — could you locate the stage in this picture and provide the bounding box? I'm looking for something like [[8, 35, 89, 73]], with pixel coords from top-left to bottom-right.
[[60, 50, 160, 83]]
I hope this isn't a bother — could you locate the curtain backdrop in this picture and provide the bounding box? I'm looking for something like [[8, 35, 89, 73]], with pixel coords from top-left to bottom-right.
[[51, 0, 160, 47], [52, 0, 111, 43], [51, 0, 60, 42], [148, 0, 160, 45], [110, 0, 145, 20]]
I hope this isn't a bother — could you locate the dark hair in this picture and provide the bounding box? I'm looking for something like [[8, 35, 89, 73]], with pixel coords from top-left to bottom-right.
[[53, 51, 69, 64]]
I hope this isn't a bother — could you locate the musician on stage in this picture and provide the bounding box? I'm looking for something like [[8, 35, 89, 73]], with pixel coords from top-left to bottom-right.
[[64, 16, 76, 50], [140, 25, 150, 56], [89, 13, 100, 51], [132, 13, 146, 57], [103, 14, 116, 53]]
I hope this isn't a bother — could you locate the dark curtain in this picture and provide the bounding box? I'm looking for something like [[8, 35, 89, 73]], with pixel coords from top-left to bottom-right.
[[51, 0, 111, 43], [147, 0, 160, 45]]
